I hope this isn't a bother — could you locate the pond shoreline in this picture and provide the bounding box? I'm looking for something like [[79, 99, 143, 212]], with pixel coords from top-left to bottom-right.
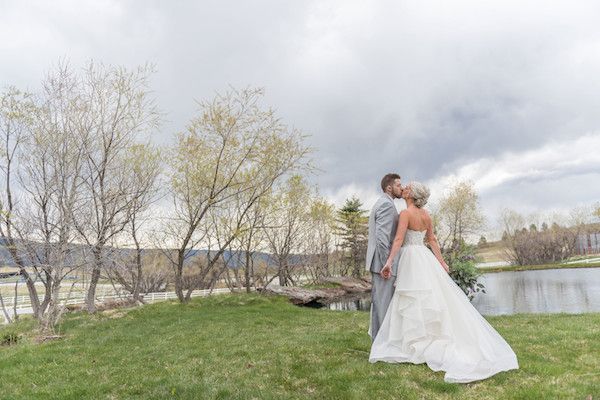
[[316, 267, 600, 316], [478, 262, 600, 273]]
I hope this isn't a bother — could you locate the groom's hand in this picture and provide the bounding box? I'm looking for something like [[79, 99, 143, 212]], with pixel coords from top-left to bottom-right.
[[380, 265, 392, 279]]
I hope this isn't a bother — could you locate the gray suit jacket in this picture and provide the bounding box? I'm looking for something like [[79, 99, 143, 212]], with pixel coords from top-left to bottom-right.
[[365, 194, 400, 276]]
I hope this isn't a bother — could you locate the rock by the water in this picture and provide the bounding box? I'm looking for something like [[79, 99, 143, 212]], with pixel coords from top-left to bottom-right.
[[319, 276, 372, 293], [261, 285, 347, 305], [261, 277, 372, 305]]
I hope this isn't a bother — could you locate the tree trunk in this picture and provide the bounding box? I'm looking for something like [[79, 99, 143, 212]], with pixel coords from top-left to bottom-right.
[[40, 270, 53, 316], [86, 245, 103, 313], [174, 251, 186, 303], [244, 243, 252, 293], [0, 290, 12, 324], [278, 257, 290, 286]]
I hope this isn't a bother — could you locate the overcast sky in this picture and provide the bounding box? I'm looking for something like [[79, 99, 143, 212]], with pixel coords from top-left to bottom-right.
[[2, 0, 599, 235]]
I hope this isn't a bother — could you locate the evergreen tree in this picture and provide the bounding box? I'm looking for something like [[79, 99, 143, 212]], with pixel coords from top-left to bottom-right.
[[529, 224, 538, 233], [336, 197, 368, 278], [478, 235, 488, 246]]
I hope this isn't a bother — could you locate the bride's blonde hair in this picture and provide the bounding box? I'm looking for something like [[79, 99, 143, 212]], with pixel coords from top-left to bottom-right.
[[408, 181, 430, 208]]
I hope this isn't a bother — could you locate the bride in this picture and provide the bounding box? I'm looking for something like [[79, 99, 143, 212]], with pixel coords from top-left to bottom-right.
[[369, 182, 518, 383]]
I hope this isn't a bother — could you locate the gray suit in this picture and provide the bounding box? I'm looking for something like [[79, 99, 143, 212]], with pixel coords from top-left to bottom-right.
[[365, 194, 399, 341]]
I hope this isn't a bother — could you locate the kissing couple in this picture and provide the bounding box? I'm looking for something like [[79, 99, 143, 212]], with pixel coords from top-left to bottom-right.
[[365, 173, 518, 383]]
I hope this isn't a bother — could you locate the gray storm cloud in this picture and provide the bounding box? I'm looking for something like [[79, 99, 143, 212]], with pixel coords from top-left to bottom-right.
[[1, 0, 599, 221]]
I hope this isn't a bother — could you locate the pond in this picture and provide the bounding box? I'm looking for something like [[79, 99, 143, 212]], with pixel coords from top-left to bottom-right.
[[322, 268, 600, 316]]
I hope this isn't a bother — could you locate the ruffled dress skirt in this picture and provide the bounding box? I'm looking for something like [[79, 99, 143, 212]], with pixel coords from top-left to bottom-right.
[[369, 234, 518, 383]]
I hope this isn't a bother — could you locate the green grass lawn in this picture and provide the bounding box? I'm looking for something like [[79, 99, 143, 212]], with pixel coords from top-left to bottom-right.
[[1, 294, 599, 399]]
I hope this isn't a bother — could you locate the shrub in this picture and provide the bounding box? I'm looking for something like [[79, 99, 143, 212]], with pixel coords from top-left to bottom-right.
[[503, 224, 579, 265], [444, 243, 485, 301], [449, 259, 485, 301]]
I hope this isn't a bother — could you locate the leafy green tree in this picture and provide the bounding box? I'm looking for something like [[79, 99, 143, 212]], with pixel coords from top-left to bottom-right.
[[434, 181, 485, 250], [162, 88, 311, 300]]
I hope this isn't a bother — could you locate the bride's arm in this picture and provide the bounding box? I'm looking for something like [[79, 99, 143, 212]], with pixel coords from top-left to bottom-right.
[[425, 215, 449, 273], [381, 210, 409, 275]]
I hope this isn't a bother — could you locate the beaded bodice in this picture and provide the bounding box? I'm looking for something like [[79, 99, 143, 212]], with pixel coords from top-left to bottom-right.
[[403, 229, 426, 246]]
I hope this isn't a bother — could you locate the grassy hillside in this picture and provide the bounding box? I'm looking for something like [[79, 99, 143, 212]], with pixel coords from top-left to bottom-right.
[[475, 240, 600, 271], [475, 241, 509, 263], [1, 294, 599, 399]]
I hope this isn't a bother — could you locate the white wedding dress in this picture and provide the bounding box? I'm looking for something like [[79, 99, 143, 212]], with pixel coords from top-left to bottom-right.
[[369, 229, 518, 383]]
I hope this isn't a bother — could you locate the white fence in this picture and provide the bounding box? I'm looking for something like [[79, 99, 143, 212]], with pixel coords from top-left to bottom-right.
[[566, 257, 600, 264], [0, 287, 240, 324]]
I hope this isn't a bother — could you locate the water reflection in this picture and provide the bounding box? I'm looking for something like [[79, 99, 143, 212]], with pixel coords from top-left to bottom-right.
[[472, 268, 600, 315], [322, 268, 600, 316], [326, 295, 372, 311]]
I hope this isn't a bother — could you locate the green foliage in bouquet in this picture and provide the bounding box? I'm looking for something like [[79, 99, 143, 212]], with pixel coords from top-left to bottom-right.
[[445, 243, 486, 301]]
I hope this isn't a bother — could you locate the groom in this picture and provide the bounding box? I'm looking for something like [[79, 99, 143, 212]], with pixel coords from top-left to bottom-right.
[[366, 173, 403, 341]]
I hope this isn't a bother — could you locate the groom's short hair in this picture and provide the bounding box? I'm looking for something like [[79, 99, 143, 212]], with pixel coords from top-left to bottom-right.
[[381, 173, 401, 192]]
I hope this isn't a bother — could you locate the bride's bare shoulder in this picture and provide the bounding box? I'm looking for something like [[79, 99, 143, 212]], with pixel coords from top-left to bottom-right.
[[420, 208, 432, 218]]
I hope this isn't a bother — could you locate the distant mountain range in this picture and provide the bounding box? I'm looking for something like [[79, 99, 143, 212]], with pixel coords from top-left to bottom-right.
[[0, 237, 309, 274]]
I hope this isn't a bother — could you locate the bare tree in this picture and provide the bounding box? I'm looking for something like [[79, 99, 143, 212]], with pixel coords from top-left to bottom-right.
[[16, 63, 92, 332], [236, 200, 269, 292], [303, 197, 336, 282], [263, 175, 315, 286], [106, 143, 162, 303], [159, 87, 311, 302], [106, 249, 171, 300], [67, 62, 160, 313], [500, 208, 580, 265], [206, 204, 245, 292], [0, 281, 18, 324], [208, 195, 270, 293], [569, 205, 595, 227], [0, 86, 42, 318]]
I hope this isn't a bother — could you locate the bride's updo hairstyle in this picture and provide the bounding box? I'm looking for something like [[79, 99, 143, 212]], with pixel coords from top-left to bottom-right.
[[408, 181, 430, 208]]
